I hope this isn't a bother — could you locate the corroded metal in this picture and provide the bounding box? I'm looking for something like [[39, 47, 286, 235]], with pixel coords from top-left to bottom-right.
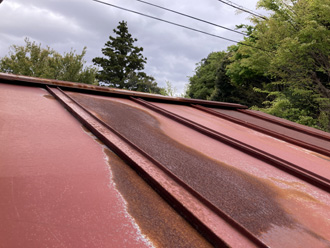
[[238, 108, 330, 141], [0, 84, 153, 248], [192, 104, 330, 157], [3, 74, 330, 247], [130, 97, 330, 193], [66, 92, 330, 247], [47, 86, 267, 247]]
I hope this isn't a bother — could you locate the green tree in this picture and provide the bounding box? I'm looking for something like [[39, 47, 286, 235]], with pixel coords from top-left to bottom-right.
[[125, 72, 162, 94], [186, 0, 330, 131], [0, 38, 97, 84], [160, 81, 177, 97], [224, 0, 330, 131], [209, 0, 330, 131], [93, 21, 161, 93], [187, 51, 266, 106], [187, 52, 224, 100]]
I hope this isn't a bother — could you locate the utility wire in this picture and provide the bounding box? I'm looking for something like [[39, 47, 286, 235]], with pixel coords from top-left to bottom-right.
[[135, 0, 246, 36], [223, 0, 263, 17], [217, 0, 267, 20], [93, 0, 239, 43], [92, 0, 267, 51]]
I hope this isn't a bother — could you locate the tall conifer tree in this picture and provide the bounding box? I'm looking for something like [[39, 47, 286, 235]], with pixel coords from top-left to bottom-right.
[[93, 21, 153, 90]]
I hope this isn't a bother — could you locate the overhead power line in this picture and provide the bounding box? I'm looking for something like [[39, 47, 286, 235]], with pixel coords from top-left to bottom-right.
[[217, 0, 267, 20], [92, 0, 267, 51], [135, 0, 246, 36], [93, 0, 240, 43], [223, 0, 263, 16]]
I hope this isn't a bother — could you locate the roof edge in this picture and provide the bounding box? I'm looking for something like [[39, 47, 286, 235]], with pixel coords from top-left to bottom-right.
[[0, 73, 248, 109]]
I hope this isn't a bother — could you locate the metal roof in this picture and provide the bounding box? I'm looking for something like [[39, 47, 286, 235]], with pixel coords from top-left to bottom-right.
[[1, 72, 330, 247]]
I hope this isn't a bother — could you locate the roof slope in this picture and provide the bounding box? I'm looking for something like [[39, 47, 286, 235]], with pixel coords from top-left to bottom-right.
[[1, 73, 330, 247]]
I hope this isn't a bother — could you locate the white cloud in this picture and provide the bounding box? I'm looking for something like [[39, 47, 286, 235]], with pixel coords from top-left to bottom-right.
[[0, 0, 263, 94]]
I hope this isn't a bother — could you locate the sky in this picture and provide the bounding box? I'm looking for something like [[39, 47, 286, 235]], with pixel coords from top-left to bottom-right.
[[0, 0, 266, 95]]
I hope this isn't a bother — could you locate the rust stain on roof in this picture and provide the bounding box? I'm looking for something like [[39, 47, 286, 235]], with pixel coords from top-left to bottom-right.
[[69, 91, 330, 247], [80, 124, 211, 247], [105, 149, 212, 248], [67, 93, 295, 231], [43, 94, 56, 100], [2, 73, 330, 247]]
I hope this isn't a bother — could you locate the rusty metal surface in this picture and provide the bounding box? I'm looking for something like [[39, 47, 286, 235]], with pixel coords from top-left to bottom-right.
[[210, 107, 330, 148], [66, 91, 330, 247], [2, 74, 330, 247], [192, 105, 330, 157], [105, 148, 213, 248], [131, 98, 330, 192], [0, 83, 213, 248], [0, 84, 155, 247], [149, 101, 330, 184], [48, 87, 261, 247], [239, 108, 330, 140]]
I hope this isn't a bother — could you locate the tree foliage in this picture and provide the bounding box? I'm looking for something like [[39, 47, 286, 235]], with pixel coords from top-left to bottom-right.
[[159, 81, 177, 96], [251, 0, 330, 131], [93, 21, 162, 93], [187, 0, 330, 131], [187, 52, 225, 100], [187, 51, 267, 107], [0, 38, 97, 84]]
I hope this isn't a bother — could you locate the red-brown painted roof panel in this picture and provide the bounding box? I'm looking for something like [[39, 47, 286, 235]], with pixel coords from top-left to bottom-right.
[[149, 102, 330, 181], [210, 108, 330, 149], [1, 73, 330, 247], [0, 83, 211, 248], [66, 91, 330, 247], [0, 84, 154, 247]]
